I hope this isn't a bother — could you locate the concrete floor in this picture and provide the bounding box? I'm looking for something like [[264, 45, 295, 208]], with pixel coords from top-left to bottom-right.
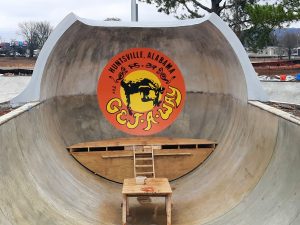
[[0, 76, 30, 103], [261, 81, 300, 105]]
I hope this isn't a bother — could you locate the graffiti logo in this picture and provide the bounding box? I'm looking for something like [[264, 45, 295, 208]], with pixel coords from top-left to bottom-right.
[[97, 48, 186, 136], [121, 74, 165, 115]]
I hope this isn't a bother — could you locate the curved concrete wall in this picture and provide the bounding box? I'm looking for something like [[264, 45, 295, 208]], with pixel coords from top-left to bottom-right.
[[1, 96, 299, 224], [40, 20, 247, 101], [3, 12, 298, 225], [12, 13, 267, 105]]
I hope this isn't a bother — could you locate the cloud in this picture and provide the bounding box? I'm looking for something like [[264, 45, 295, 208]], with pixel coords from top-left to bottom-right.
[[1, 0, 299, 41], [0, 0, 178, 41]]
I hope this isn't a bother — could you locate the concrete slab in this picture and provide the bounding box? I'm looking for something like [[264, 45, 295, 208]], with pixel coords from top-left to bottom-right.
[[261, 81, 300, 105], [0, 76, 30, 103]]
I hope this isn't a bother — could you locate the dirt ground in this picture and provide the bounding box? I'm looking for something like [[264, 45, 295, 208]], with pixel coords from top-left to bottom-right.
[[252, 59, 300, 75], [254, 67, 300, 76], [266, 102, 300, 118], [0, 57, 36, 69], [0, 107, 13, 116]]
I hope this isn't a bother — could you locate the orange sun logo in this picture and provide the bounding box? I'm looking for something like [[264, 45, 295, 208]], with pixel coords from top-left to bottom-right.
[[97, 48, 186, 136]]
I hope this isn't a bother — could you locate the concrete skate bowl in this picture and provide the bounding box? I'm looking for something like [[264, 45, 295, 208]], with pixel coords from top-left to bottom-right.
[[1, 13, 300, 225]]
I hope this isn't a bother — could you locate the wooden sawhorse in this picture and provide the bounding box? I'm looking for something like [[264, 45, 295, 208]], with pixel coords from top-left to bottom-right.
[[122, 178, 172, 225]]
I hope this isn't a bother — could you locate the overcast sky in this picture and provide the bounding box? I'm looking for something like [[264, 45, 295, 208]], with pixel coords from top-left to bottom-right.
[[0, 0, 179, 41], [0, 0, 299, 42]]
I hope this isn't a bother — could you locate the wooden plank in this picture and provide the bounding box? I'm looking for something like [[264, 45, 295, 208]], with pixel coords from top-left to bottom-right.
[[101, 152, 192, 159], [135, 158, 152, 160], [122, 178, 172, 195], [122, 194, 127, 225], [133, 146, 136, 177], [67, 137, 217, 149], [155, 152, 192, 156], [102, 155, 132, 159], [166, 194, 172, 225], [136, 172, 154, 175], [135, 165, 153, 168], [151, 146, 156, 178]]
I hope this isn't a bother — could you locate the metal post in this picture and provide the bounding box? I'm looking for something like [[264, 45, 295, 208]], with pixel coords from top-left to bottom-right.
[[131, 0, 138, 22]]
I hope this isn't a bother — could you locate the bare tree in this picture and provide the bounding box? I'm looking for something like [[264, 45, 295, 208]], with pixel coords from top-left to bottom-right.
[[18, 21, 53, 57], [36, 22, 52, 49]]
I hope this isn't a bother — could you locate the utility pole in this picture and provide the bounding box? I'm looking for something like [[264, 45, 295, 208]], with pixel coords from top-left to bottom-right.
[[131, 0, 138, 22]]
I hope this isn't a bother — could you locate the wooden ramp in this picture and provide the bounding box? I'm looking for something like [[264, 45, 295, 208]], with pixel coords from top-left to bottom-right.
[[67, 137, 217, 183]]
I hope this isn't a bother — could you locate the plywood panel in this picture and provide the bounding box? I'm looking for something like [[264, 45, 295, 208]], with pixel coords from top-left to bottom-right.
[[71, 148, 214, 183], [68, 137, 217, 149], [71, 151, 134, 182]]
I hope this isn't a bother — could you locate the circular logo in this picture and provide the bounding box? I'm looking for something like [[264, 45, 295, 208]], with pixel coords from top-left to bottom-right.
[[97, 48, 186, 136]]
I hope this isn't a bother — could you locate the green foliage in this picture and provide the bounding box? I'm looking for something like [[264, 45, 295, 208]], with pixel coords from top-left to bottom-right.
[[139, 0, 300, 51], [139, 0, 225, 19], [221, 0, 258, 38], [244, 2, 300, 51], [142, 0, 189, 16], [246, 3, 299, 28], [242, 25, 273, 52]]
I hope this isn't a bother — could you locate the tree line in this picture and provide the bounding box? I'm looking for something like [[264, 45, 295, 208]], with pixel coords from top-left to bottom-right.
[[0, 21, 53, 58], [18, 21, 53, 57], [8, 2, 300, 57], [139, 0, 300, 52]]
